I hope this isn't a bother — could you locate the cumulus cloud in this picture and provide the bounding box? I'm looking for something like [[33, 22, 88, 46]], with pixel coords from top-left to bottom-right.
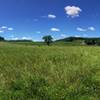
[[88, 27, 95, 31], [77, 27, 95, 32], [1, 26, 7, 29], [0, 26, 7, 33], [48, 14, 56, 19], [64, 6, 82, 18], [0, 30, 4, 33], [41, 14, 56, 19], [51, 28, 60, 32], [77, 27, 87, 32], [8, 27, 14, 31], [11, 37, 32, 40], [22, 37, 32, 40], [0, 26, 14, 33]]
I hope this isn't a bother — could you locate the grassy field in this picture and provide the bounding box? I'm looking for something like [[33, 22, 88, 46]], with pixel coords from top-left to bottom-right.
[[0, 42, 100, 100]]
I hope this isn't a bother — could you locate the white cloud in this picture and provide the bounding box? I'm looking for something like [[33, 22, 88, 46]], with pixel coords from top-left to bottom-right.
[[64, 6, 82, 18], [77, 27, 95, 32], [11, 36, 32, 40], [48, 14, 56, 19], [21, 37, 32, 40], [11, 37, 32, 40], [1, 26, 7, 29], [88, 27, 95, 31], [51, 28, 60, 32], [41, 14, 56, 19], [77, 27, 87, 32], [8, 27, 14, 31], [61, 34, 67, 38], [0, 30, 4, 33], [0, 26, 14, 32]]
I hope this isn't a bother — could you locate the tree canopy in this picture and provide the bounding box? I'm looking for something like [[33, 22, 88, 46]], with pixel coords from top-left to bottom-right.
[[0, 36, 5, 41], [42, 35, 53, 46]]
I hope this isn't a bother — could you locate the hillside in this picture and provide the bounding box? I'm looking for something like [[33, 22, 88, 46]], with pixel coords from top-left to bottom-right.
[[55, 37, 100, 46], [56, 37, 100, 42]]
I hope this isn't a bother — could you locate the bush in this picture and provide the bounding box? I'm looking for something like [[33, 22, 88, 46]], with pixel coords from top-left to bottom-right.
[[85, 39, 96, 45]]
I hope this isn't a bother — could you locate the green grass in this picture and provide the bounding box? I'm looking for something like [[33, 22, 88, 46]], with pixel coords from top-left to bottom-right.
[[0, 42, 100, 100]]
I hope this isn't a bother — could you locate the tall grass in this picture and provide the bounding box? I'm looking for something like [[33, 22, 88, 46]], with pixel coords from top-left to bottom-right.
[[0, 42, 100, 100]]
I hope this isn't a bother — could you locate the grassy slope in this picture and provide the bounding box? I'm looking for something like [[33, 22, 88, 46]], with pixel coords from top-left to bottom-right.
[[0, 42, 100, 100]]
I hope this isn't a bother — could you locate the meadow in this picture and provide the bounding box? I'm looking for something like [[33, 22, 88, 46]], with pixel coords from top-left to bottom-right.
[[0, 42, 100, 100]]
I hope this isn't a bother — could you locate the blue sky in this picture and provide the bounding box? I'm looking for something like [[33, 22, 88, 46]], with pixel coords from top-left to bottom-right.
[[0, 0, 100, 41]]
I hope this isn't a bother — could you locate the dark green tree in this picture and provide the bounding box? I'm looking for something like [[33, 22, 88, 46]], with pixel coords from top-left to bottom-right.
[[42, 35, 53, 46], [0, 36, 5, 41]]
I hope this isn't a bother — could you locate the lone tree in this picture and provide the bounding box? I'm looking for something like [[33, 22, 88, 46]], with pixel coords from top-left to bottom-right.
[[42, 35, 53, 46], [0, 36, 5, 41]]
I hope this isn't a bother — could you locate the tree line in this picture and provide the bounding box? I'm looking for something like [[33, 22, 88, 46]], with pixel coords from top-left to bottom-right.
[[1, 35, 100, 46]]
